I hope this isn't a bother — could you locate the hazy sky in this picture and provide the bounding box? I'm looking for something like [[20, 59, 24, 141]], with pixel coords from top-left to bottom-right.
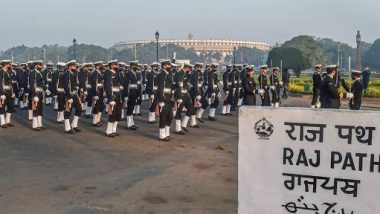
[[1, 0, 379, 50]]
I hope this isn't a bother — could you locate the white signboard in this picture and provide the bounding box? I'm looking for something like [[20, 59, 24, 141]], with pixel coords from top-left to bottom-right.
[[239, 106, 380, 214]]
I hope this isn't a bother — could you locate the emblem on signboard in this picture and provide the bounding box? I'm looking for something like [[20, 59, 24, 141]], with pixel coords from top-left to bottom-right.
[[254, 117, 274, 139]]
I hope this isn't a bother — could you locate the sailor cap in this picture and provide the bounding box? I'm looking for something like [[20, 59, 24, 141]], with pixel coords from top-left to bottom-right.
[[66, 60, 77, 67], [351, 70, 362, 74], [0, 60, 11, 65], [159, 59, 171, 65], [183, 63, 193, 68], [33, 60, 43, 65], [108, 59, 118, 65]]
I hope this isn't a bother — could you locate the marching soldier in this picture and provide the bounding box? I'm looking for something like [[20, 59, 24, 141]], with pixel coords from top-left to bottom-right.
[[232, 64, 242, 110], [142, 64, 149, 101], [282, 67, 291, 99], [29, 60, 45, 131], [176, 63, 199, 132], [91, 61, 105, 127], [270, 67, 282, 107], [42, 62, 54, 105], [117, 62, 127, 120], [242, 65, 260, 105], [10, 63, 19, 108], [134, 64, 143, 116], [171, 63, 179, 117], [62, 60, 82, 134], [79, 63, 92, 118], [341, 70, 363, 110], [157, 60, 173, 141], [55, 62, 66, 123], [190, 63, 208, 123], [147, 62, 159, 124], [228, 65, 238, 114], [104, 60, 122, 137], [238, 64, 248, 106], [221, 64, 232, 116], [206, 63, 220, 121], [123, 61, 139, 130], [26, 61, 34, 120], [17, 63, 28, 109], [311, 65, 323, 108], [0, 60, 15, 128], [320, 65, 340, 109], [258, 65, 270, 106], [173, 63, 190, 134]]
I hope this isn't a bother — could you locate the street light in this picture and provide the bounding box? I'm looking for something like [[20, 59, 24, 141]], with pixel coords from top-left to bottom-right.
[[73, 38, 77, 61], [233, 46, 236, 64], [155, 30, 159, 62]]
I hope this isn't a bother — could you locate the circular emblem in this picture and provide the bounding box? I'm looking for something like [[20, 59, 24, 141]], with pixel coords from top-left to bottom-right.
[[254, 117, 274, 139]]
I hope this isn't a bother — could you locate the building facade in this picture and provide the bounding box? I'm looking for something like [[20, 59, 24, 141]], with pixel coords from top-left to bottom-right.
[[113, 38, 271, 57]]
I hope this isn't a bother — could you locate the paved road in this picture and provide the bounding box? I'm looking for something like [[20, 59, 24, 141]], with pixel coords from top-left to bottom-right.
[[0, 96, 377, 214]]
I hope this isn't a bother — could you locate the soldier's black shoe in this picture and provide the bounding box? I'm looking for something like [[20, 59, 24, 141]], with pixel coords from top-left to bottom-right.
[[182, 127, 189, 132], [32, 127, 41, 131], [65, 129, 75, 134], [114, 132, 120, 137], [56, 120, 64, 124], [226, 113, 233, 116], [137, 113, 142, 116], [40, 126, 46, 130], [1, 124, 7, 128], [221, 113, 227, 116], [133, 113, 137, 116], [7, 123, 14, 127], [197, 118, 205, 123], [73, 127, 81, 132], [208, 116, 217, 121], [148, 121, 157, 124], [127, 125, 138, 130], [191, 124, 200, 128], [175, 130, 186, 135], [159, 137, 171, 142], [105, 133, 115, 137], [92, 123, 101, 127]]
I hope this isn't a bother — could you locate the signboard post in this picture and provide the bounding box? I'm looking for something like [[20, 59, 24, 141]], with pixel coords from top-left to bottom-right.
[[239, 106, 380, 214]]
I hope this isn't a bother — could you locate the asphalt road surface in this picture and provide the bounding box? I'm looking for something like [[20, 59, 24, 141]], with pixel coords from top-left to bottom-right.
[[0, 96, 378, 214]]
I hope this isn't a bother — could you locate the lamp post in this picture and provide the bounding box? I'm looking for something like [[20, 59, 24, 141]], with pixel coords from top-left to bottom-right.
[[155, 30, 159, 62], [73, 38, 77, 61], [355, 30, 361, 70], [233, 46, 236, 64]]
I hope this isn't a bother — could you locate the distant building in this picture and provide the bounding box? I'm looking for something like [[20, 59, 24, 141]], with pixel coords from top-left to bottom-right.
[[113, 33, 271, 58]]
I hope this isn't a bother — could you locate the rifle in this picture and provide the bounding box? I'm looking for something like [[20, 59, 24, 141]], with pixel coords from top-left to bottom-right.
[[155, 104, 160, 117], [92, 97, 97, 108], [108, 103, 113, 115], [64, 99, 71, 112], [32, 99, 37, 111], [174, 101, 178, 112]]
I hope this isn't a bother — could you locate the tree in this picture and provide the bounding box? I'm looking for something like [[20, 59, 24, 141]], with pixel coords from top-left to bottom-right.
[[362, 39, 380, 69], [267, 47, 311, 77], [282, 35, 325, 66]]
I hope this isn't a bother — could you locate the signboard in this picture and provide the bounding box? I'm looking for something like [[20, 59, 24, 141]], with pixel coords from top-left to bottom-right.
[[239, 107, 380, 214]]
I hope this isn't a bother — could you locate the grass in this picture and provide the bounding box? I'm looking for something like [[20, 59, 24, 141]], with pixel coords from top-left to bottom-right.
[[289, 77, 380, 98]]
